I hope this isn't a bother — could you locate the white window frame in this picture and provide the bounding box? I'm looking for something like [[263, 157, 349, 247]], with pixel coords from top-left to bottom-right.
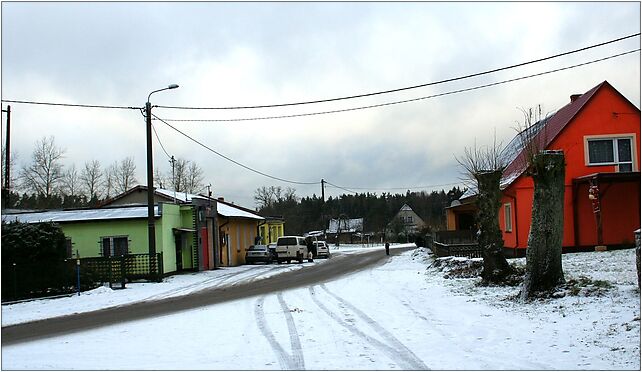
[[503, 203, 513, 232], [584, 134, 637, 172]]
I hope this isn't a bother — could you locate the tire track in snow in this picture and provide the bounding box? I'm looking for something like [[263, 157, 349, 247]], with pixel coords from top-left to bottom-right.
[[254, 295, 305, 370], [143, 266, 284, 301], [309, 285, 429, 370], [276, 293, 305, 369]]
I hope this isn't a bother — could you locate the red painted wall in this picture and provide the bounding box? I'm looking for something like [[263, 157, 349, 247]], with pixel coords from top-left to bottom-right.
[[500, 83, 641, 250]]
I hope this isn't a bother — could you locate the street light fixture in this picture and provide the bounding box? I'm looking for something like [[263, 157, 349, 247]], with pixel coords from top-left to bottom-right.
[[146, 84, 179, 280]]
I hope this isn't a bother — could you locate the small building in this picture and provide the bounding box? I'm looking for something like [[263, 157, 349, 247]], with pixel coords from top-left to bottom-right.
[[258, 216, 285, 245], [391, 204, 427, 233], [215, 198, 264, 267], [101, 185, 218, 270], [1, 203, 192, 276], [327, 217, 363, 244]]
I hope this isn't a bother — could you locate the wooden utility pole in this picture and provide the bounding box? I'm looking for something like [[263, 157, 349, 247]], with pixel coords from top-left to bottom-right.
[[3, 105, 10, 191]]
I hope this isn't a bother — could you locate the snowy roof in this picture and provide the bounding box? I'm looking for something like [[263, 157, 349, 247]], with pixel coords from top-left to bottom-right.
[[216, 202, 263, 220], [327, 218, 363, 233], [1, 205, 160, 224], [400, 204, 413, 211], [154, 188, 208, 203]]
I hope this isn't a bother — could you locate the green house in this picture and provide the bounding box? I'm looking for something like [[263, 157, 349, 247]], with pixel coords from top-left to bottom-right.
[[2, 202, 198, 274]]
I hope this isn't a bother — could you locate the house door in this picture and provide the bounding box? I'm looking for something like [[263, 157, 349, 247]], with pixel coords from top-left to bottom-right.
[[175, 234, 183, 271]]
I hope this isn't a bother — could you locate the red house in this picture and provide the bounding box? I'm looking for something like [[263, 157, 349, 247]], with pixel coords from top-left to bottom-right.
[[447, 81, 640, 256]]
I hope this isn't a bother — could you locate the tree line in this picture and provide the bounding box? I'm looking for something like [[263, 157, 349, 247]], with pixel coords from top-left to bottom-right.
[[2, 136, 205, 210], [254, 185, 465, 236]]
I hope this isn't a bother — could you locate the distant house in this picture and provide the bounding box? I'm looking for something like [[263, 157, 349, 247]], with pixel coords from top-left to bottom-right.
[[327, 217, 363, 243], [387, 204, 426, 240], [447, 81, 641, 256]]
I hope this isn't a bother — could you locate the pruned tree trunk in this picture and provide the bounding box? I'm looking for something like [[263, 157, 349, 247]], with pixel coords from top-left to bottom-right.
[[521, 151, 565, 300], [475, 170, 512, 283]]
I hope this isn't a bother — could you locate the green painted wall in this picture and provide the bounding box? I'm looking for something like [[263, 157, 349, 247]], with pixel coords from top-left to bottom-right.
[[59, 203, 188, 274]]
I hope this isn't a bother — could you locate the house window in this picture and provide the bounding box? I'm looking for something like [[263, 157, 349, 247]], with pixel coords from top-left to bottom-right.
[[407, 216, 413, 224], [587, 136, 634, 172], [504, 203, 512, 232], [101, 236, 129, 257], [65, 238, 73, 258]]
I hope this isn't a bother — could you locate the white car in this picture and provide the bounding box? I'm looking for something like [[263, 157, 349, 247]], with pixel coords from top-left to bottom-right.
[[275, 236, 309, 264], [314, 241, 330, 258]]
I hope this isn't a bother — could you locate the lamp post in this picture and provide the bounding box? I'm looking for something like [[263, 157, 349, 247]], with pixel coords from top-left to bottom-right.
[[146, 84, 178, 279]]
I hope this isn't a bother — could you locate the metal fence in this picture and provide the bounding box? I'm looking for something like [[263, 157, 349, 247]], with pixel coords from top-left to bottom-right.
[[1, 253, 163, 302]]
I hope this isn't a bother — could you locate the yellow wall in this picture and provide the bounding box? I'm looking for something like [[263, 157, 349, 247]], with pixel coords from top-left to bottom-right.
[[258, 220, 285, 244], [220, 218, 260, 266]]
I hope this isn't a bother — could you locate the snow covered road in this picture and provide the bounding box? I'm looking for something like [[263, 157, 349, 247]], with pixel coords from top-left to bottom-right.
[[2, 245, 640, 370]]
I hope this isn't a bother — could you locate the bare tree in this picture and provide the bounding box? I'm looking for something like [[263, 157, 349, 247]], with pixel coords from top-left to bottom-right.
[[185, 161, 204, 194], [103, 162, 117, 199], [516, 106, 566, 300], [80, 160, 103, 199], [20, 136, 66, 198], [114, 157, 138, 194], [254, 185, 276, 209], [60, 164, 80, 197], [456, 135, 512, 284], [154, 167, 167, 189]]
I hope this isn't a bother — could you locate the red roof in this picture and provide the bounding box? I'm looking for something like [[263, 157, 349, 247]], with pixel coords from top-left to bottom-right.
[[502, 81, 609, 186]]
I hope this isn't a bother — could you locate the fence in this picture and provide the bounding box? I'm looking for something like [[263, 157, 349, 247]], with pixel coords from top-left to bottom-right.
[[429, 230, 481, 259], [1, 253, 163, 302]]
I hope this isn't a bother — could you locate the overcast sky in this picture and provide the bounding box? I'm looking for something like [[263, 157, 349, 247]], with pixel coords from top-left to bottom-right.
[[2, 2, 640, 208]]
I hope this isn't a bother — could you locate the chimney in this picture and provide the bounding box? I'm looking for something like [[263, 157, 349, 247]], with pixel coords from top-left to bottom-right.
[[570, 94, 582, 103]]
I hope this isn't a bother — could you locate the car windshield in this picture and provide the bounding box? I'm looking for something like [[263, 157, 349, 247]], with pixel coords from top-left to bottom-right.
[[248, 245, 267, 251], [277, 237, 297, 246]]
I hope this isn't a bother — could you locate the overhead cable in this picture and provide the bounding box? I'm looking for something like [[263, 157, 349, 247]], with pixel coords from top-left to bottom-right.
[[325, 181, 462, 192], [155, 33, 640, 110], [0, 99, 139, 110], [151, 113, 319, 186], [155, 49, 640, 122]]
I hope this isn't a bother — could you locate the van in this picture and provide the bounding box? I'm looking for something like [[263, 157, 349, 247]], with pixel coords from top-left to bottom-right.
[[276, 236, 309, 264]]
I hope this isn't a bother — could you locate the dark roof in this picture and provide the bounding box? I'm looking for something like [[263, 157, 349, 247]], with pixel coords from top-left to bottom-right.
[[501, 81, 636, 188]]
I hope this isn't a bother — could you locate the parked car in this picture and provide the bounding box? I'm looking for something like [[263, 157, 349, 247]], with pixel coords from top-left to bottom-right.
[[275, 236, 309, 264], [313, 240, 331, 258], [245, 245, 275, 264]]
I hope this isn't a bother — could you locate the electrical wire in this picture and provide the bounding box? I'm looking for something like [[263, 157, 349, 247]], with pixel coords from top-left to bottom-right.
[[151, 113, 319, 186], [155, 33, 640, 110], [155, 49, 640, 123], [0, 99, 139, 110], [325, 181, 462, 192], [151, 122, 172, 159]]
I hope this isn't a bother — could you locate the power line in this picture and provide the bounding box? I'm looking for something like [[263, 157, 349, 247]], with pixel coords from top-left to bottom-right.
[[0, 99, 139, 110], [151, 113, 319, 186], [155, 33, 640, 111], [151, 122, 172, 159], [155, 49, 640, 123], [325, 181, 463, 192]]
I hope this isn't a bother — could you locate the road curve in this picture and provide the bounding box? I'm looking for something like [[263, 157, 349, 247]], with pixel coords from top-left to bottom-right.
[[2, 247, 410, 346]]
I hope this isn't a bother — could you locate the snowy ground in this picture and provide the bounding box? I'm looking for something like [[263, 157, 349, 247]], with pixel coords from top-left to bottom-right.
[[2, 244, 640, 370]]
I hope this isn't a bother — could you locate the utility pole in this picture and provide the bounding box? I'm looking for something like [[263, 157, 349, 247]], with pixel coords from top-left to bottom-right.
[[2, 105, 10, 191], [321, 179, 326, 238], [170, 155, 176, 204], [145, 84, 179, 280], [145, 100, 157, 278]]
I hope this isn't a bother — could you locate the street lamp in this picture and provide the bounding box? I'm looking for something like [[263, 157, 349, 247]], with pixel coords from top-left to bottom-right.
[[146, 84, 179, 279]]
